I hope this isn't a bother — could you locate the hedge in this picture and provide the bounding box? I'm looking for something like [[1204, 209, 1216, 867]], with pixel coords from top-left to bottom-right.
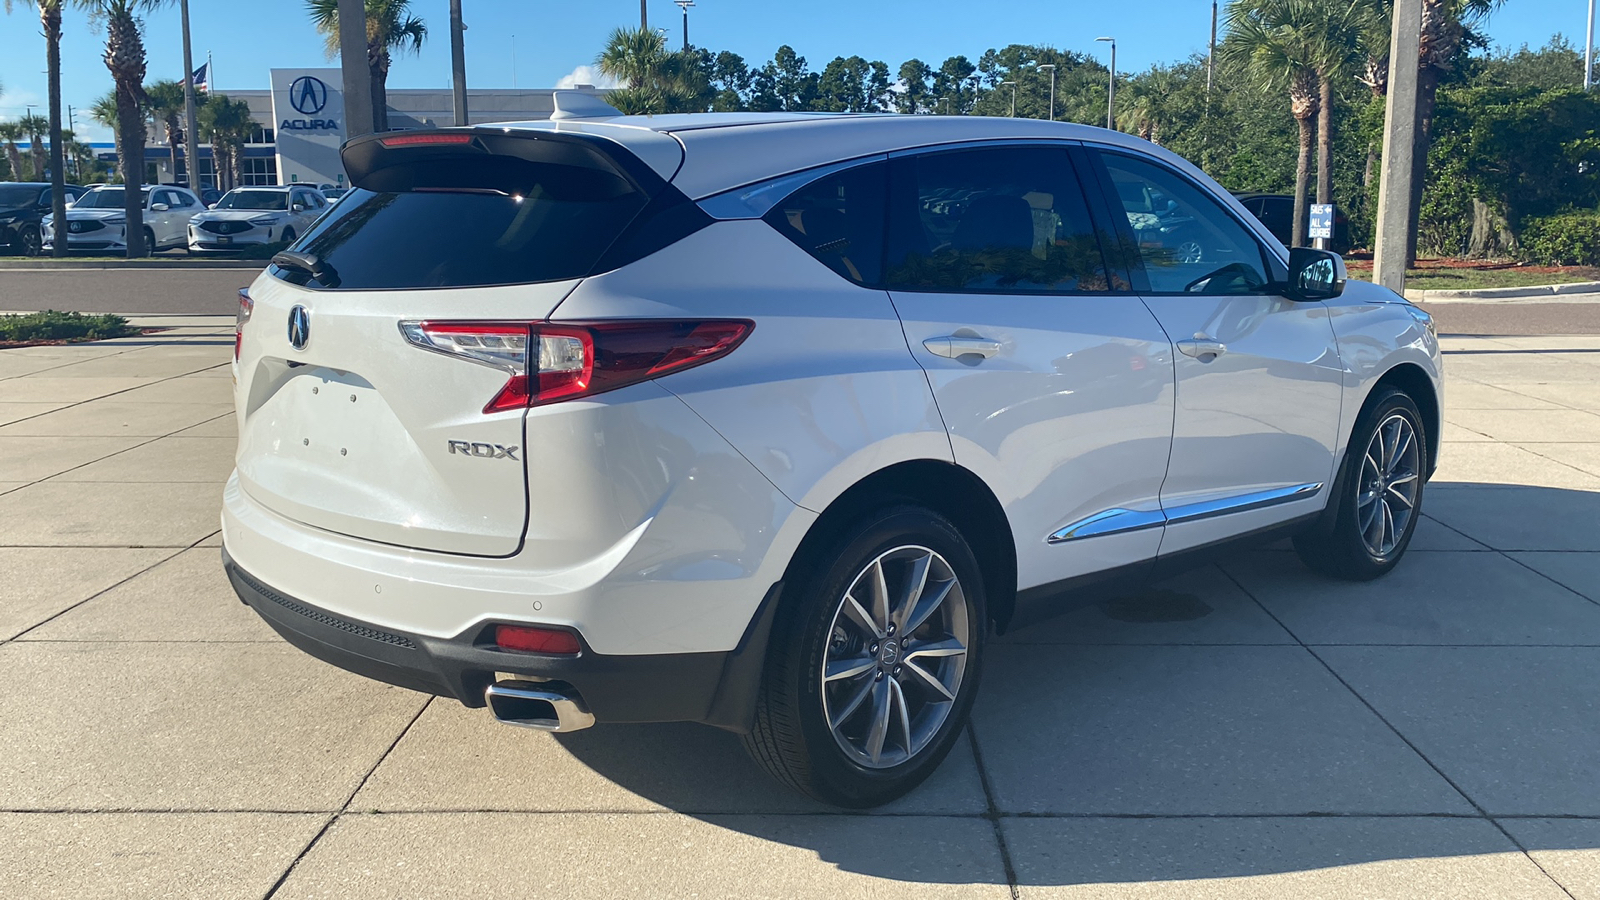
[[1518, 210, 1600, 267], [0, 310, 138, 344]]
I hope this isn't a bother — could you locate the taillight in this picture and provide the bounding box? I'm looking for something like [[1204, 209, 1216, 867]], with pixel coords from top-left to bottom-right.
[[234, 289, 253, 361], [493, 624, 582, 655], [399, 319, 753, 414]]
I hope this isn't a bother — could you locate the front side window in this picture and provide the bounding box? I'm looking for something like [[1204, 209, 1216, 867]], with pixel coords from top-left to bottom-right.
[[763, 162, 886, 286], [1096, 152, 1271, 295], [218, 190, 288, 211], [885, 146, 1109, 294]]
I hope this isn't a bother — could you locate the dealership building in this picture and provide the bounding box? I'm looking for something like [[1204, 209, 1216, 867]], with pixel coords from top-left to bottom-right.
[[133, 68, 609, 190]]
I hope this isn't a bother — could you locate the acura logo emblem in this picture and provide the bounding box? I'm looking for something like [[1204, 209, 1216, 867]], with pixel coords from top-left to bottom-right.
[[288, 76, 330, 115], [288, 305, 311, 351]]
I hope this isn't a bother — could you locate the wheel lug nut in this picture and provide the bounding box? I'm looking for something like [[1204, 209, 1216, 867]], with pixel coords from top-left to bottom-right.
[[875, 670, 884, 680], [887, 624, 896, 635], [869, 643, 878, 654], [892, 665, 902, 676]]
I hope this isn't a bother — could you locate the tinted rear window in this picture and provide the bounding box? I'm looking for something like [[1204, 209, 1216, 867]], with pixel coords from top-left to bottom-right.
[[275, 162, 650, 290], [763, 163, 887, 286]]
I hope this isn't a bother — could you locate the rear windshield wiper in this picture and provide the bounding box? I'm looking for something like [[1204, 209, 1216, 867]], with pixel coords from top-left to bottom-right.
[[271, 250, 342, 289]]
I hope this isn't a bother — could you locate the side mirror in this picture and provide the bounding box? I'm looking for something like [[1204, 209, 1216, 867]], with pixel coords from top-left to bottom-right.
[[1285, 247, 1346, 301], [150, 202, 170, 212], [292, 203, 306, 212]]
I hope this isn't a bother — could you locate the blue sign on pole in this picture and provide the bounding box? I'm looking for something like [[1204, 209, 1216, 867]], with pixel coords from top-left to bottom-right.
[[1309, 204, 1335, 241]]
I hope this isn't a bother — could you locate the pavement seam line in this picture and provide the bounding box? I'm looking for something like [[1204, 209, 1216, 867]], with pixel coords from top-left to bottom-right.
[[0, 342, 156, 383], [0, 358, 230, 429], [0, 529, 220, 645], [260, 696, 434, 900], [0, 409, 233, 491], [1219, 565, 1583, 900], [966, 726, 1021, 899], [1420, 510, 1600, 609]]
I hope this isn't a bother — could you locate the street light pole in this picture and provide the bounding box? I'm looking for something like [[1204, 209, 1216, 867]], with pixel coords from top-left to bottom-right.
[[1096, 37, 1117, 130], [180, 0, 201, 189], [1585, 0, 1595, 90], [1207, 0, 1218, 93], [1001, 80, 1017, 117], [1039, 64, 1056, 120], [675, 1, 694, 52], [1373, 0, 1423, 292], [449, 0, 468, 126]]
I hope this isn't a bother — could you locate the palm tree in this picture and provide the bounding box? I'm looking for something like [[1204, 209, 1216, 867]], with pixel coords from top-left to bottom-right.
[[19, 113, 49, 180], [199, 93, 255, 191], [595, 27, 710, 114], [145, 80, 203, 185], [306, 0, 426, 133], [88, 90, 124, 182], [1223, 0, 1322, 247], [0, 121, 25, 181], [1307, 2, 1362, 209], [598, 26, 668, 90], [1115, 66, 1184, 144], [81, 0, 169, 256], [6, 0, 71, 254]]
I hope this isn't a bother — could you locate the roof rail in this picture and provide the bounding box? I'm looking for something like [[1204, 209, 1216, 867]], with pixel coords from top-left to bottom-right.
[[549, 90, 623, 121]]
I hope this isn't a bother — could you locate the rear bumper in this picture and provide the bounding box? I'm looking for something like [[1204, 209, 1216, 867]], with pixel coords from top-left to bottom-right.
[[224, 547, 779, 729]]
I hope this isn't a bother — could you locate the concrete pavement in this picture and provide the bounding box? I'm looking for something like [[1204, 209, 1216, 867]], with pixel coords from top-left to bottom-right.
[[3, 321, 1600, 898]]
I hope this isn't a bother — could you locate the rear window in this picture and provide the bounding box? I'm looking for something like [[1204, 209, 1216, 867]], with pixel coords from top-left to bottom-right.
[[763, 163, 887, 286], [274, 160, 651, 290]]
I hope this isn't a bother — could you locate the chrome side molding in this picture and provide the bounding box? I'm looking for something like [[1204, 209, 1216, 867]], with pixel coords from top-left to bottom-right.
[[1048, 482, 1324, 544]]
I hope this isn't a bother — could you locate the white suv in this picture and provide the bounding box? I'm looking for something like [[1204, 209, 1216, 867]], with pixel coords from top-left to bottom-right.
[[223, 101, 1441, 808]]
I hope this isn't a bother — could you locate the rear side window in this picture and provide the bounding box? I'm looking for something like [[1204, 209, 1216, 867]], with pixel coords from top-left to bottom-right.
[[277, 159, 652, 290], [763, 163, 886, 286], [885, 146, 1109, 294]]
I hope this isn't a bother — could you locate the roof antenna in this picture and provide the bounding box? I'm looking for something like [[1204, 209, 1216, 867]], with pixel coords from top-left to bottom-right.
[[549, 90, 623, 120]]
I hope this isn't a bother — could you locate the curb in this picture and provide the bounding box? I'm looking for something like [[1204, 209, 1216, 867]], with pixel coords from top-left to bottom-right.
[[1405, 281, 1600, 302], [0, 259, 267, 270]]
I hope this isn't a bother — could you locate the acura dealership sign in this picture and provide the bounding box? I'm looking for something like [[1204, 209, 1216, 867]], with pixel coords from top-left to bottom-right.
[[270, 68, 347, 186]]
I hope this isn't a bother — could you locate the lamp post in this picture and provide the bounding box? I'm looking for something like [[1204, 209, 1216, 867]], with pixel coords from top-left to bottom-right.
[[675, 1, 694, 52], [1586, 0, 1595, 90], [1001, 80, 1017, 117], [449, 0, 468, 126], [1039, 64, 1056, 120], [938, 97, 952, 115], [1207, 0, 1219, 93], [1096, 37, 1117, 130], [180, 0, 201, 189]]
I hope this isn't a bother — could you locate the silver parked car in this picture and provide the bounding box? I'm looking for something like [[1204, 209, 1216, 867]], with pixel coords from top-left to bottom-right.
[[188, 185, 328, 253]]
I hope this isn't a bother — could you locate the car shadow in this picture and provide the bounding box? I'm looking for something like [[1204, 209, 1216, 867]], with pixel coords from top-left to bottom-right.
[[551, 481, 1600, 888]]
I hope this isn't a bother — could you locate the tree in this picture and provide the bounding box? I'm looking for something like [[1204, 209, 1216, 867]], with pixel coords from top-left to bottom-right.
[[145, 80, 204, 187], [19, 113, 49, 180], [6, 0, 70, 254], [1307, 0, 1362, 208], [595, 27, 712, 114], [307, 0, 426, 133], [81, 0, 168, 256], [0, 122, 25, 182], [708, 50, 752, 111], [88, 90, 124, 181], [199, 93, 255, 191], [1223, 0, 1323, 246], [896, 59, 933, 114], [816, 56, 890, 112]]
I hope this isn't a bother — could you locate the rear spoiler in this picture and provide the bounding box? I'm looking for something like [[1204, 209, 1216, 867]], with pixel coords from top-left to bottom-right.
[[339, 129, 669, 197]]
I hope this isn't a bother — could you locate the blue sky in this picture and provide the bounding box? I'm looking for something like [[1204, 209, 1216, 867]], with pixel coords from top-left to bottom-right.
[[0, 0, 1590, 143]]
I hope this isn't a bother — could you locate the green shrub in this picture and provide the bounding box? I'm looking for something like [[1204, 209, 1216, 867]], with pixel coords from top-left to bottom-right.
[[0, 310, 138, 344], [1518, 210, 1600, 266]]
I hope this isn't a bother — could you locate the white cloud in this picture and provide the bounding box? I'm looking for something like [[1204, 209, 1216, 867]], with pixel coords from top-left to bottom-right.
[[554, 65, 621, 90]]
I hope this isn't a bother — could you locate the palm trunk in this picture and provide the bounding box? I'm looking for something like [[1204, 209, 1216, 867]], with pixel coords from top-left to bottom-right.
[[1315, 75, 1334, 207], [29, 134, 46, 181], [116, 87, 146, 257], [369, 43, 390, 133], [1293, 112, 1315, 248], [3, 142, 21, 181], [46, 6, 68, 257], [167, 116, 183, 186], [1405, 64, 1442, 265]]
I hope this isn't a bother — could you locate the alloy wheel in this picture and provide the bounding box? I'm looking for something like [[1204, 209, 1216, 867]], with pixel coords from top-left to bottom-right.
[[1357, 412, 1421, 559], [820, 545, 969, 769]]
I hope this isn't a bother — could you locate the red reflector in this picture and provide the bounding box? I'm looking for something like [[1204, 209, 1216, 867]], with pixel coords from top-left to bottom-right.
[[378, 132, 475, 148], [234, 289, 253, 362], [494, 625, 582, 655]]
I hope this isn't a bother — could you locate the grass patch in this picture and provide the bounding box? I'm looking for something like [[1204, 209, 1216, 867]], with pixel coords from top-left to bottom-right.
[[0, 310, 139, 346], [1344, 258, 1600, 291]]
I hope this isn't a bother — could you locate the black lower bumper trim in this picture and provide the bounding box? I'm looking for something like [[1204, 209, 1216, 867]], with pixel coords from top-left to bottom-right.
[[223, 549, 777, 728]]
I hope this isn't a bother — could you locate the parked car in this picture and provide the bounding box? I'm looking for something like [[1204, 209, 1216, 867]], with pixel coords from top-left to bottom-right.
[[224, 106, 1441, 808], [42, 184, 203, 254], [1233, 192, 1351, 252], [320, 187, 348, 201], [0, 182, 86, 256], [200, 188, 224, 207], [188, 185, 328, 253]]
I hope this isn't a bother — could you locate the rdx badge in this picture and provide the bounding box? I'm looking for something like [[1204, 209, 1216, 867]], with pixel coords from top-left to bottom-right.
[[448, 440, 520, 460]]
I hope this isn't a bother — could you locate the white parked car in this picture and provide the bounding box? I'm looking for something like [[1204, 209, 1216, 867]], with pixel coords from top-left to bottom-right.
[[188, 185, 327, 253], [42, 184, 203, 254], [223, 99, 1442, 808]]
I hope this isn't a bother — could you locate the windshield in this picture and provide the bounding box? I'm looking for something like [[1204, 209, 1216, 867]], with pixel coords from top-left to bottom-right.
[[216, 190, 288, 211], [0, 186, 41, 209], [76, 188, 148, 210]]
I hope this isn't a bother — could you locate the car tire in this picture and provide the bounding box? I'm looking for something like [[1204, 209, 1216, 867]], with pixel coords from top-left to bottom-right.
[[1294, 387, 1427, 581], [742, 505, 986, 808], [17, 226, 43, 257], [141, 228, 157, 257]]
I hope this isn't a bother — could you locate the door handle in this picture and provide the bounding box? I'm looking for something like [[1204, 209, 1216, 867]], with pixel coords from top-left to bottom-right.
[[1176, 336, 1227, 360], [924, 336, 1003, 359]]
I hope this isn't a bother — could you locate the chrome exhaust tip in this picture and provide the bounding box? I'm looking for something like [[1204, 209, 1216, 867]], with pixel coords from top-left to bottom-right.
[[484, 681, 596, 732]]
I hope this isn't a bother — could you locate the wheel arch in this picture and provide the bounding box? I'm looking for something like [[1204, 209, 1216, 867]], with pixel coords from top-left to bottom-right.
[[783, 458, 1018, 632], [1371, 362, 1440, 477]]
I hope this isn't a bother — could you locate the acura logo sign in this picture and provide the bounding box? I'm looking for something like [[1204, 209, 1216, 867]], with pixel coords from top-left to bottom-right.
[[288, 76, 330, 115], [288, 305, 311, 351]]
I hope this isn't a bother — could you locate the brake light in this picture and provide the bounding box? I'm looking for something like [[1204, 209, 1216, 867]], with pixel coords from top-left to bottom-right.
[[493, 624, 582, 655], [399, 319, 753, 414], [234, 289, 253, 361], [378, 132, 475, 148]]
